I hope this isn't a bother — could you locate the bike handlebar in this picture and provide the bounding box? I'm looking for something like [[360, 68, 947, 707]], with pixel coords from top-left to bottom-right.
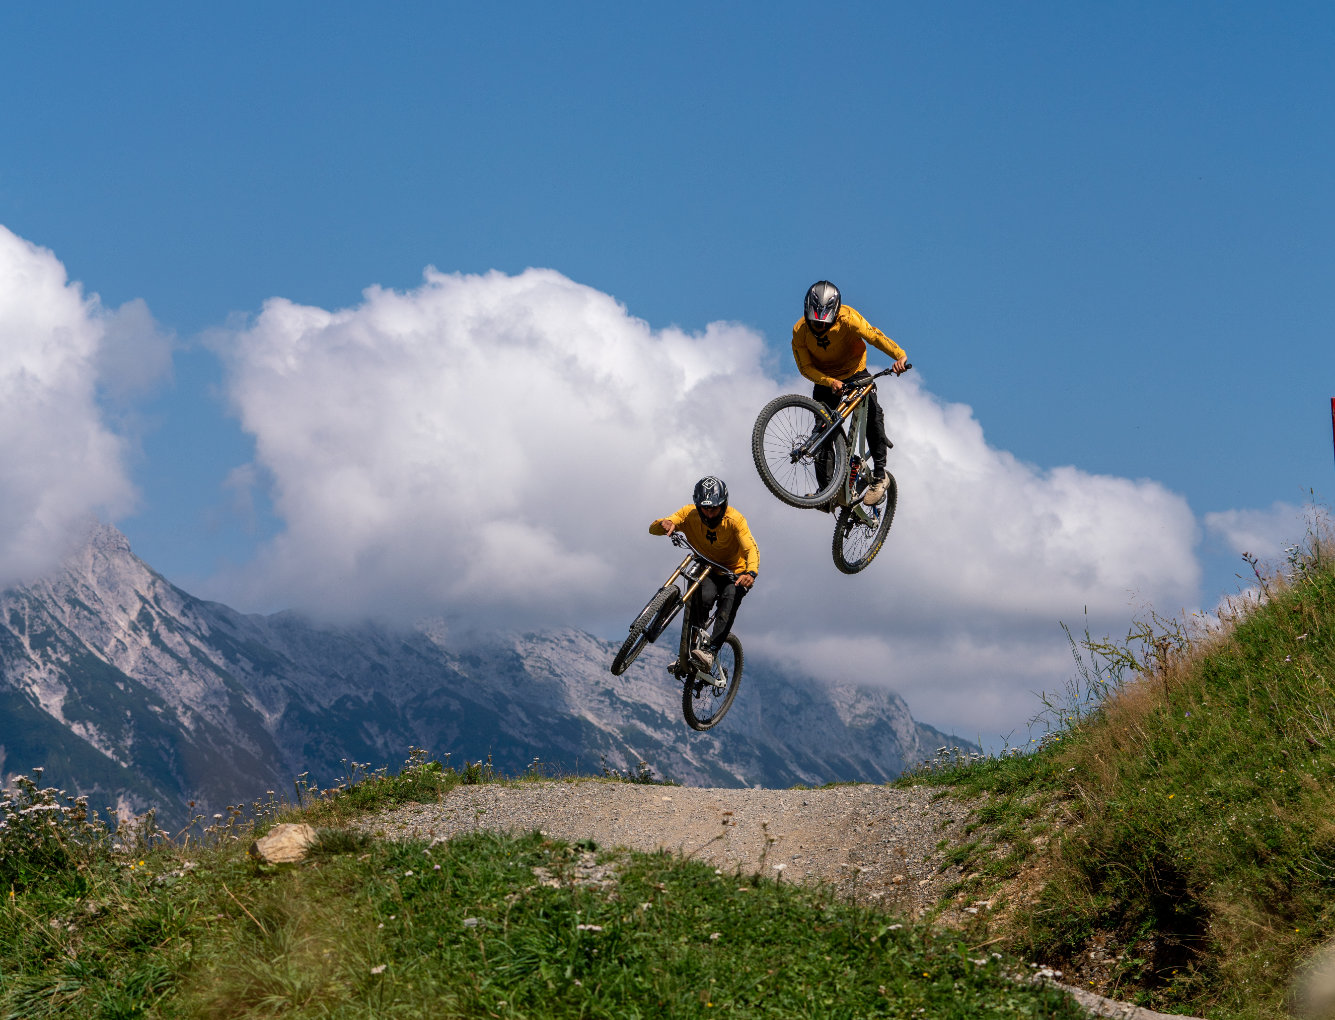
[[669, 531, 739, 581], [866, 362, 912, 382]]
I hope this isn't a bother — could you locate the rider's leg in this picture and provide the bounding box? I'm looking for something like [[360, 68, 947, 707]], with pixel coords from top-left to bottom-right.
[[687, 576, 718, 666], [810, 381, 843, 491], [860, 385, 893, 504], [706, 579, 747, 652], [865, 387, 891, 478]]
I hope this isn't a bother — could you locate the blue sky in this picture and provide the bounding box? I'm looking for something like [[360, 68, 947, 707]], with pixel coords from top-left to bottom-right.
[[2, 3, 1331, 741]]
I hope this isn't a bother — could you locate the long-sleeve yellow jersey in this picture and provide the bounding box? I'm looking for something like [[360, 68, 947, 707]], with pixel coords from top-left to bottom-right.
[[791, 304, 907, 388], [649, 506, 759, 575]]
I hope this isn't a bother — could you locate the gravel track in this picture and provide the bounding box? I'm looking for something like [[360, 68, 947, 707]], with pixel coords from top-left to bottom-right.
[[355, 780, 1200, 1020], [356, 780, 972, 915]]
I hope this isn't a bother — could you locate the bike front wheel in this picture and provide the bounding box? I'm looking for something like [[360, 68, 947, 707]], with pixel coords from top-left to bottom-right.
[[611, 586, 680, 675], [682, 633, 743, 731], [751, 394, 848, 508], [832, 474, 897, 574]]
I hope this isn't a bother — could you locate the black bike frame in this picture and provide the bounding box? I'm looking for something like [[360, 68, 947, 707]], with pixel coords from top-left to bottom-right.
[[659, 535, 738, 642], [791, 368, 895, 462]]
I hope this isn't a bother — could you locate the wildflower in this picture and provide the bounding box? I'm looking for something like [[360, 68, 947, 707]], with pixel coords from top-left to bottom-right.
[[433, 864, 441, 871], [576, 924, 603, 932], [1168, 794, 1175, 800], [371, 964, 386, 974], [404, 870, 413, 876]]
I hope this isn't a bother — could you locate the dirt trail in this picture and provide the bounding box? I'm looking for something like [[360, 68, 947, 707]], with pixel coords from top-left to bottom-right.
[[356, 780, 1200, 1020], [358, 781, 971, 915]]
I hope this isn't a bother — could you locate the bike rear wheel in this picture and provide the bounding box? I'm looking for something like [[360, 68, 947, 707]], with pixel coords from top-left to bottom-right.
[[682, 633, 743, 731], [751, 394, 848, 508], [832, 473, 897, 574], [611, 586, 680, 675]]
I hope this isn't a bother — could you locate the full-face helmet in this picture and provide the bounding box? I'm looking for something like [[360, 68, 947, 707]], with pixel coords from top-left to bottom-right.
[[692, 476, 728, 521], [804, 280, 841, 337]]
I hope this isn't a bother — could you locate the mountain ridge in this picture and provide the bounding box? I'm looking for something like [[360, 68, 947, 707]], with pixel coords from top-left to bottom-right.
[[0, 524, 971, 824]]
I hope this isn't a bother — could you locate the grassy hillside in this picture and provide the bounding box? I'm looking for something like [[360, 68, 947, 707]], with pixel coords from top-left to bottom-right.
[[905, 519, 1335, 1018], [0, 755, 1088, 1019]]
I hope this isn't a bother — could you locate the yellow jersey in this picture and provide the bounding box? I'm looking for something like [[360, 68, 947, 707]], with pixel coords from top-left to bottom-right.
[[791, 304, 906, 388], [649, 506, 759, 575]]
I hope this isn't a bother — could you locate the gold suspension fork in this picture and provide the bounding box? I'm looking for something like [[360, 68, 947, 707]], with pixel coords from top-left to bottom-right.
[[833, 382, 872, 424], [662, 552, 694, 589], [680, 564, 712, 605], [664, 555, 713, 622]]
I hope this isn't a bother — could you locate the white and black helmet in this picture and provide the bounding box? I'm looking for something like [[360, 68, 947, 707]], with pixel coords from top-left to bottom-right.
[[692, 476, 728, 518], [804, 280, 841, 336]]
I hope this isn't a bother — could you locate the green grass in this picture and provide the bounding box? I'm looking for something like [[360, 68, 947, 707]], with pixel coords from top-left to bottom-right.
[[899, 518, 1335, 1018], [0, 801, 1089, 1019]]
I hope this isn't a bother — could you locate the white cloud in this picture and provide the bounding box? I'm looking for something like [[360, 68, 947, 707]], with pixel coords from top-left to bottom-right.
[[1203, 501, 1311, 564], [216, 266, 1202, 738], [0, 226, 168, 587]]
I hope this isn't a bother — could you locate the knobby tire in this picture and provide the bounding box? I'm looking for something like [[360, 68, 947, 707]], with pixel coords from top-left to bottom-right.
[[682, 633, 743, 731], [832, 473, 897, 574], [610, 586, 680, 675], [751, 394, 848, 509]]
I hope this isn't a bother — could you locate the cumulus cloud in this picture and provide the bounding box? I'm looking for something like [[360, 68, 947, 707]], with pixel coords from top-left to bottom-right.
[[1203, 501, 1311, 563], [0, 226, 169, 587], [216, 267, 1202, 738]]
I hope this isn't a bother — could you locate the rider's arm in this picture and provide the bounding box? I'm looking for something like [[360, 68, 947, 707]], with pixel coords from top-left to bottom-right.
[[649, 506, 692, 536], [791, 325, 840, 389], [844, 306, 907, 363], [734, 516, 760, 576]]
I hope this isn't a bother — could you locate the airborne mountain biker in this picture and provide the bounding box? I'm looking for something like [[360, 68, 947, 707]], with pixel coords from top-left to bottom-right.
[[650, 477, 758, 669], [792, 281, 909, 506]]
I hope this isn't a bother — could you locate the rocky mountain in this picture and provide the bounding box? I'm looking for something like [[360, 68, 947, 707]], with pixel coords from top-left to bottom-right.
[[0, 526, 969, 825]]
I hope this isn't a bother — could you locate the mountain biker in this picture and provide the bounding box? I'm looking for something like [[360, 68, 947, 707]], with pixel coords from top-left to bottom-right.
[[650, 476, 758, 669], [792, 280, 909, 506]]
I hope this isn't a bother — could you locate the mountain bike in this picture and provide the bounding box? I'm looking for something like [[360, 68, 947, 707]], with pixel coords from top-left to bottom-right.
[[751, 365, 911, 574], [609, 532, 744, 731]]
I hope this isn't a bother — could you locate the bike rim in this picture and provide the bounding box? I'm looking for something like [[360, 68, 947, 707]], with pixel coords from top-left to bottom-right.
[[687, 641, 737, 722], [758, 404, 828, 499], [839, 507, 883, 565]]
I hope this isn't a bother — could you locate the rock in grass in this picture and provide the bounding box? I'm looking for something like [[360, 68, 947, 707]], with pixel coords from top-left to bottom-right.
[[249, 823, 318, 864]]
